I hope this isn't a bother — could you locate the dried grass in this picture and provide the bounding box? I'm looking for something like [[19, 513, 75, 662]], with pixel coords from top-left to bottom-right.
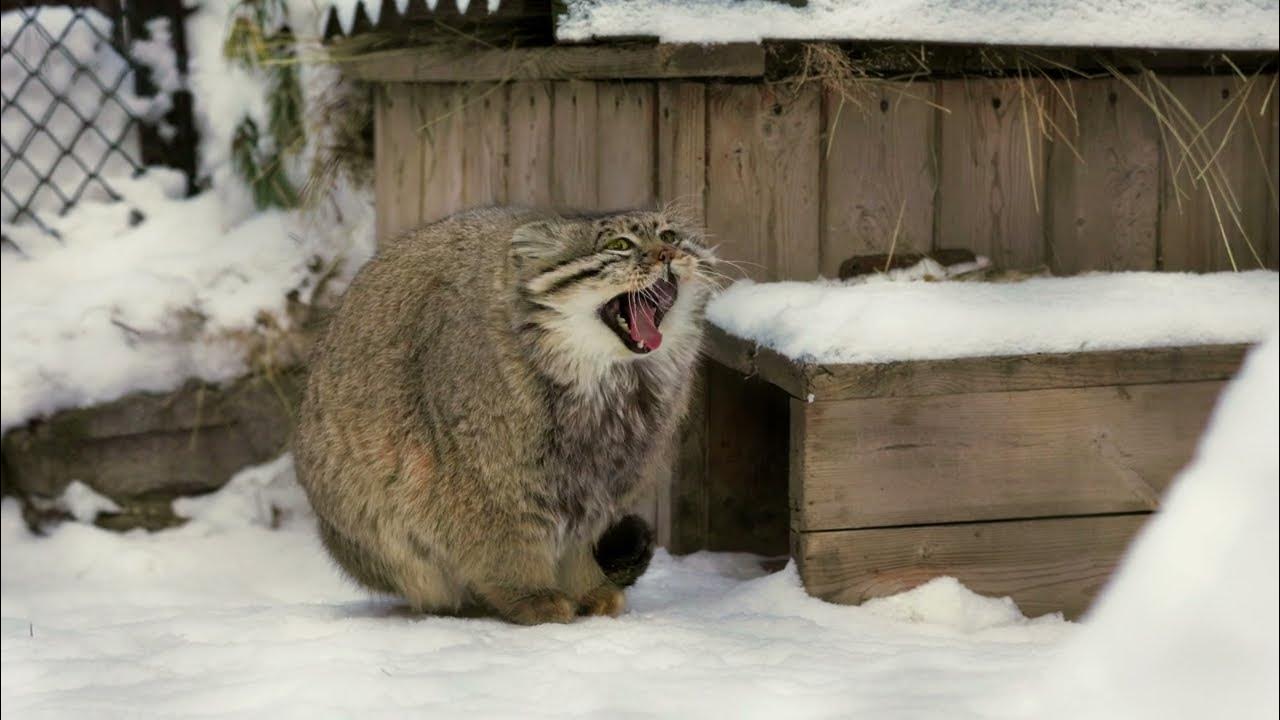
[[780, 43, 1275, 270]]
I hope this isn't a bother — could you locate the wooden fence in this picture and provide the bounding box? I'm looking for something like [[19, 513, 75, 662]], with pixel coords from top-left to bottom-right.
[[375, 74, 1279, 276], [370, 68, 1279, 545]]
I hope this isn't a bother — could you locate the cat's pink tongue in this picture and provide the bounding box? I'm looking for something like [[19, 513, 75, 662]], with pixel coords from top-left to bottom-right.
[[629, 297, 663, 350]]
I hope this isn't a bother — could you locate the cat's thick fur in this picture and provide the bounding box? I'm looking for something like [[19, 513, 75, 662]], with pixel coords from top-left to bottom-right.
[[294, 207, 714, 624]]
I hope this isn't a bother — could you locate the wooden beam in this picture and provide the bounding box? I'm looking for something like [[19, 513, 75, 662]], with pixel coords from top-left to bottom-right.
[[704, 324, 1249, 401], [340, 43, 765, 83], [794, 514, 1149, 620], [793, 380, 1223, 531]]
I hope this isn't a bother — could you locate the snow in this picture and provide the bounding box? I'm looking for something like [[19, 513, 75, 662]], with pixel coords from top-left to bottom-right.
[[1, 455, 1075, 719], [557, 0, 1280, 50], [1015, 326, 1280, 720], [1, 1, 377, 434], [56, 481, 122, 523], [322, 0, 503, 36], [0, 169, 374, 434], [706, 271, 1280, 365]]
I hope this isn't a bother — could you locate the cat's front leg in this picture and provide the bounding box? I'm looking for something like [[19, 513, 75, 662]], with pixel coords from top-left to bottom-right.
[[558, 542, 625, 618]]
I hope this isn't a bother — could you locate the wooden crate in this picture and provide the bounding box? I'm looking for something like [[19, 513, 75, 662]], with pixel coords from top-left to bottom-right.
[[690, 326, 1248, 618]]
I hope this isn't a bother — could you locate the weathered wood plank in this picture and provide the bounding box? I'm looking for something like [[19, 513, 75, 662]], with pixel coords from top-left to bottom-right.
[[795, 514, 1149, 620], [937, 78, 1048, 270], [416, 83, 466, 224], [342, 44, 766, 83], [1159, 74, 1274, 271], [668, 363, 709, 553], [1254, 73, 1274, 269], [461, 82, 508, 208], [596, 82, 656, 210], [507, 81, 554, 207], [374, 84, 390, 241], [704, 324, 1248, 400], [551, 81, 599, 208], [704, 361, 791, 555], [795, 381, 1223, 531], [706, 84, 821, 281], [657, 82, 707, 223], [821, 82, 937, 276], [1046, 78, 1159, 273], [375, 84, 424, 241]]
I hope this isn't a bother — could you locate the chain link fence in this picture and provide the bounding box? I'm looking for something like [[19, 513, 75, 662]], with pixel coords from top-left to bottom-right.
[[1, 0, 195, 237]]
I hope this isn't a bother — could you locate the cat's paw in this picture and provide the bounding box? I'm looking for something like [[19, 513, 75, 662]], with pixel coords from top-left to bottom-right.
[[503, 591, 576, 625], [578, 584, 626, 618]]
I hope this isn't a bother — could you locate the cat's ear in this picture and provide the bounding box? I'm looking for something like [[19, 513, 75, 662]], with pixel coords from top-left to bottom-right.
[[510, 220, 567, 263]]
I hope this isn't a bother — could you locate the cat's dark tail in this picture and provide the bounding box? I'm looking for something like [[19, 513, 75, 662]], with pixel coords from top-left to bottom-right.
[[594, 514, 655, 588]]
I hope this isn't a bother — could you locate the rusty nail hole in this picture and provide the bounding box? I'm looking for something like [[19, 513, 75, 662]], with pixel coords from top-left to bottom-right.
[[1108, 91, 1118, 105], [991, 97, 1002, 110], [772, 103, 783, 115], [1221, 88, 1231, 100], [879, 99, 889, 113]]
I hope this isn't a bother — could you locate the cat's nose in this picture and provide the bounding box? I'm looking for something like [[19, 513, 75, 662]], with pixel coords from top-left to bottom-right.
[[652, 245, 677, 264]]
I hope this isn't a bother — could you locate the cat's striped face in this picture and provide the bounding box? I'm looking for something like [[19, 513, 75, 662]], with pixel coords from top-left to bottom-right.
[[516, 212, 716, 365]]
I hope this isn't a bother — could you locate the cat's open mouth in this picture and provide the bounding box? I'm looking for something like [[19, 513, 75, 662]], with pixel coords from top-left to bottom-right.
[[599, 277, 678, 354]]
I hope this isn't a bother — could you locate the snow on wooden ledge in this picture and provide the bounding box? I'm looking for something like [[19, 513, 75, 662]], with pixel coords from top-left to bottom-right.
[[557, 0, 1280, 50], [705, 271, 1280, 368]]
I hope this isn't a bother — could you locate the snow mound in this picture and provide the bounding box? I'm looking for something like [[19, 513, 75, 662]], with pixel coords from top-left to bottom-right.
[[706, 271, 1279, 365], [174, 454, 312, 531], [57, 481, 122, 523], [861, 577, 1057, 633], [0, 170, 372, 434], [557, 0, 1280, 50], [1016, 326, 1280, 720]]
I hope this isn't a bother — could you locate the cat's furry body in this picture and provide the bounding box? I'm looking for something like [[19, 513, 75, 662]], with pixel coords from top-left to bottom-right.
[[294, 207, 713, 624]]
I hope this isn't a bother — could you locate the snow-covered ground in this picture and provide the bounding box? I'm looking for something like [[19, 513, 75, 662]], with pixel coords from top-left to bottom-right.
[[0, 457, 1073, 719], [556, 0, 1280, 50], [3, 330, 1277, 718], [707, 271, 1280, 365]]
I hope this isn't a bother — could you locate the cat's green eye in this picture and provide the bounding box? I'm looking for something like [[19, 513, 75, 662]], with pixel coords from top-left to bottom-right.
[[603, 237, 634, 252]]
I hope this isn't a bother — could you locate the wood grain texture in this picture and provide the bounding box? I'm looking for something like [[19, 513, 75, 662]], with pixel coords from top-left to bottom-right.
[[821, 82, 937, 276], [461, 83, 508, 208], [416, 83, 465, 224], [375, 84, 424, 241], [704, 361, 791, 555], [657, 82, 707, 223], [596, 82, 656, 210], [707, 84, 822, 281], [1262, 74, 1279, 269], [551, 81, 599, 208], [1046, 78, 1159, 273], [703, 325, 1248, 400], [1159, 75, 1274, 271], [794, 381, 1224, 531], [937, 78, 1048, 270], [342, 43, 766, 83], [506, 81, 554, 207], [795, 514, 1149, 619], [668, 363, 709, 553]]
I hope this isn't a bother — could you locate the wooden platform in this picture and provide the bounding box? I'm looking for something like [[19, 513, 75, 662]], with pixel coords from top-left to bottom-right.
[[691, 326, 1248, 618]]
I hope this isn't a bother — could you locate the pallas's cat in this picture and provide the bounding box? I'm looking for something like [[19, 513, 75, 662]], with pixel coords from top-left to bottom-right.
[[294, 208, 715, 624]]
